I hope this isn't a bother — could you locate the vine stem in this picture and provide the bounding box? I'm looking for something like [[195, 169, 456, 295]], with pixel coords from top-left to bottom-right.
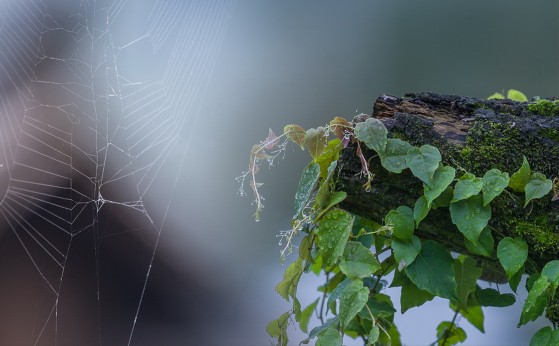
[[441, 309, 460, 346], [318, 272, 330, 324]]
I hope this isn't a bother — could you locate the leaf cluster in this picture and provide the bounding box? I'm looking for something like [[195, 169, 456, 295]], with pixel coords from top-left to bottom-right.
[[242, 112, 557, 345]]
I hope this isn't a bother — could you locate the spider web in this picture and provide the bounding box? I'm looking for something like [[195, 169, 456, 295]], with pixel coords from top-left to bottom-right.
[[0, 0, 234, 344]]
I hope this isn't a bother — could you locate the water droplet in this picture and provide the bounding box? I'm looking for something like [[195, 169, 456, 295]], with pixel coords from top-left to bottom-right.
[[494, 187, 501, 192]]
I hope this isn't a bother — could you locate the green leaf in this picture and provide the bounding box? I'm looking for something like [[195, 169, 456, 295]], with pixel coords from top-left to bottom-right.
[[432, 186, 454, 209], [452, 173, 483, 202], [368, 325, 380, 345], [519, 275, 551, 326], [464, 226, 494, 257], [339, 241, 381, 279], [327, 278, 352, 314], [413, 195, 430, 227], [476, 288, 515, 307], [454, 256, 482, 308], [525, 172, 553, 207], [453, 301, 485, 333], [354, 118, 388, 154], [303, 127, 328, 160], [299, 298, 319, 333], [316, 139, 342, 180], [284, 124, 306, 149], [317, 209, 354, 266], [482, 169, 510, 206], [436, 321, 467, 346], [530, 326, 559, 346], [487, 92, 504, 100], [302, 317, 339, 344], [339, 280, 369, 327], [449, 194, 491, 243], [294, 162, 320, 217], [497, 237, 528, 284], [424, 165, 456, 207], [266, 311, 290, 346], [509, 264, 525, 293], [380, 138, 413, 173], [406, 145, 442, 187], [509, 156, 531, 192], [405, 240, 457, 300], [385, 206, 414, 242], [392, 235, 422, 270], [316, 325, 342, 346], [542, 260, 559, 289], [358, 294, 397, 320], [400, 282, 434, 313], [316, 190, 347, 219], [507, 89, 528, 102], [275, 258, 303, 301]]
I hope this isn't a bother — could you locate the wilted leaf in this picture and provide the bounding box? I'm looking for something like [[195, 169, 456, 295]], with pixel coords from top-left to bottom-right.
[[303, 127, 328, 160], [329, 116, 351, 141], [284, 124, 306, 149], [264, 128, 280, 149]]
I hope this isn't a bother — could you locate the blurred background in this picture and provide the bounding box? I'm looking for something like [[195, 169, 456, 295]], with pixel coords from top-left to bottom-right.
[[0, 0, 557, 345]]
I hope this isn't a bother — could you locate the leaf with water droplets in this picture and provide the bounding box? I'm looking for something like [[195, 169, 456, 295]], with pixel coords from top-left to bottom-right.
[[339, 241, 381, 279], [251, 144, 271, 160], [524, 172, 553, 207], [519, 275, 550, 327], [542, 260, 559, 289], [385, 206, 414, 242], [380, 138, 413, 173], [284, 124, 306, 149], [482, 169, 509, 206], [406, 145, 442, 187], [339, 280, 369, 327], [293, 162, 320, 218], [316, 325, 343, 346], [452, 173, 483, 202], [316, 209, 354, 266], [449, 195, 491, 243], [529, 326, 559, 346], [354, 117, 388, 154], [497, 237, 528, 288], [392, 235, 421, 270], [424, 165, 456, 207]]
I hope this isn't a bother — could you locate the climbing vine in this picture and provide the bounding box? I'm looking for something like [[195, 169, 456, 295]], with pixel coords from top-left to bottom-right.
[[238, 93, 559, 345]]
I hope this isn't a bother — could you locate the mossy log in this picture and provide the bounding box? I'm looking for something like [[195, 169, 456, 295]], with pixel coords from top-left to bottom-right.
[[336, 92, 559, 281]]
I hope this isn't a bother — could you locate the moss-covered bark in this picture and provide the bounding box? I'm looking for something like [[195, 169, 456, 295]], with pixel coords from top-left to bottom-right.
[[337, 92, 559, 279]]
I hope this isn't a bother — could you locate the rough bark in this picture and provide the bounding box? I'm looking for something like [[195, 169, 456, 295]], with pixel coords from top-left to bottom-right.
[[336, 92, 559, 280]]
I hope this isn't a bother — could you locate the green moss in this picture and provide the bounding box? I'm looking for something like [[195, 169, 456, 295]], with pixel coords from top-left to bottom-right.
[[527, 99, 559, 117], [460, 119, 559, 178], [513, 220, 559, 254]]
